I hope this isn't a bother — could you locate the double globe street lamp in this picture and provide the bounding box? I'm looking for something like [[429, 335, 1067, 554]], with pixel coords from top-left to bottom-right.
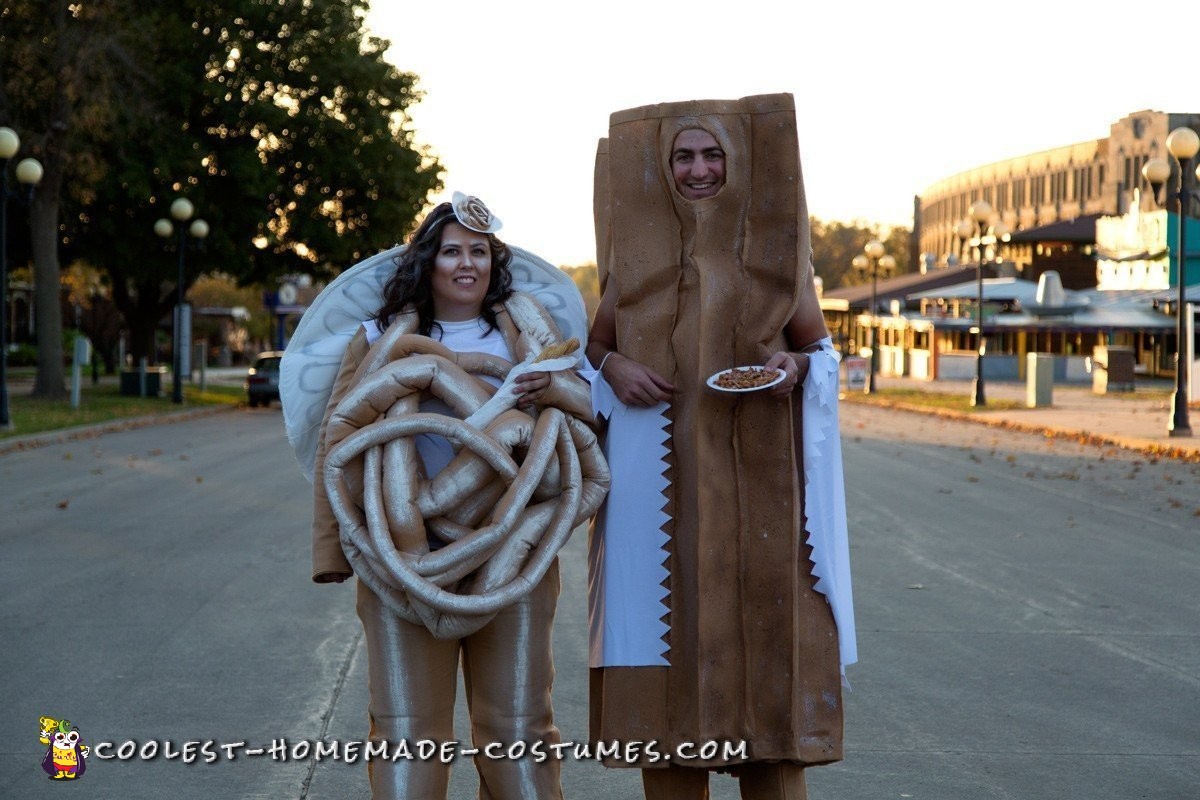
[[955, 201, 1009, 407], [155, 198, 209, 404], [852, 239, 896, 394], [1141, 126, 1198, 437], [0, 127, 44, 429]]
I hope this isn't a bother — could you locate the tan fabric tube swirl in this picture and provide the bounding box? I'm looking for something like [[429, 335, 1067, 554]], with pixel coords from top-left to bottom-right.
[[322, 295, 609, 640]]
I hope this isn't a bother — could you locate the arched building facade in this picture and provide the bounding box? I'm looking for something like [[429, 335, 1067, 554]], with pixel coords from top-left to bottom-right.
[[917, 109, 1200, 273]]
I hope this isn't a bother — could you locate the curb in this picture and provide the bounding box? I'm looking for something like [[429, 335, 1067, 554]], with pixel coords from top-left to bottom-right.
[[851, 397, 1200, 463], [0, 404, 240, 456]]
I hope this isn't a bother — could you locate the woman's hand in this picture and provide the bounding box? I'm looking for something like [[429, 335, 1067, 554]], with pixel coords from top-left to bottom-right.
[[515, 370, 551, 409], [602, 352, 674, 407], [763, 351, 808, 397]]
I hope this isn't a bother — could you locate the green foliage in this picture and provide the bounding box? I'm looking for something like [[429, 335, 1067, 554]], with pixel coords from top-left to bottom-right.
[[2, 0, 442, 363], [0, 379, 242, 441], [6, 344, 39, 367], [811, 218, 913, 291], [64, 0, 442, 284]]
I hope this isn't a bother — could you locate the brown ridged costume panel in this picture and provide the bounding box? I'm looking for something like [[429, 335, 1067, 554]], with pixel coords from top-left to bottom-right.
[[590, 93, 842, 769]]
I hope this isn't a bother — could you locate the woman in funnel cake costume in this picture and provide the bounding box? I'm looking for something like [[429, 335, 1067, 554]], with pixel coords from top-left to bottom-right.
[[285, 194, 608, 800]]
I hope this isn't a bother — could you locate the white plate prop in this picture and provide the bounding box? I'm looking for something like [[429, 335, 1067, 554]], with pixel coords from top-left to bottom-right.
[[706, 365, 785, 393]]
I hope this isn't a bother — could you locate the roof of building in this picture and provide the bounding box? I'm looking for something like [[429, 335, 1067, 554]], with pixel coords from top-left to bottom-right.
[[907, 276, 1052, 304], [820, 265, 980, 310], [904, 278, 1181, 331], [1007, 213, 1104, 244]]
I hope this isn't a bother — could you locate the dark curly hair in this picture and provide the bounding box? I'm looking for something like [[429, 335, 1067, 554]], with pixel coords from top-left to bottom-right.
[[372, 202, 514, 337]]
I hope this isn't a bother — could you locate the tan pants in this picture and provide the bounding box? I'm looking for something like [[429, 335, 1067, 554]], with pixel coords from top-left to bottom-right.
[[642, 762, 807, 800], [356, 561, 562, 800]]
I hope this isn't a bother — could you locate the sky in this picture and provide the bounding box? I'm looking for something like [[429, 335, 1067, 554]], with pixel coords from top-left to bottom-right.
[[365, 0, 1197, 268]]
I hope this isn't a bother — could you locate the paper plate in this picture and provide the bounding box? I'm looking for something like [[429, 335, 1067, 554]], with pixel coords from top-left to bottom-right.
[[705, 365, 785, 393]]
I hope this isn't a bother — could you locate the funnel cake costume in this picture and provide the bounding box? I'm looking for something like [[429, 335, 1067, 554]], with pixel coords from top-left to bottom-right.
[[588, 94, 856, 777], [282, 198, 608, 800]]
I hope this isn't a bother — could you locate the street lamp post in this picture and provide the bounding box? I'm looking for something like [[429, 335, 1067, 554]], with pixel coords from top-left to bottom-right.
[[1142, 127, 1198, 437], [852, 240, 895, 394], [0, 127, 44, 429], [955, 200, 1007, 407], [155, 198, 209, 404]]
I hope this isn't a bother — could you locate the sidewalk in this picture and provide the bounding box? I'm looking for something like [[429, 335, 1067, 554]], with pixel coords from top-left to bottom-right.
[[856, 374, 1200, 461], [4, 368, 1199, 461]]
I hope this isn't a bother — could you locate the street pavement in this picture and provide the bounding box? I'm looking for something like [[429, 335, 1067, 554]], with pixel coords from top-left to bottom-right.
[[1, 377, 1197, 798]]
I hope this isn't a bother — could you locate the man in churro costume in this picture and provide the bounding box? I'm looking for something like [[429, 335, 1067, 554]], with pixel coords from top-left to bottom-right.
[[586, 94, 856, 799]]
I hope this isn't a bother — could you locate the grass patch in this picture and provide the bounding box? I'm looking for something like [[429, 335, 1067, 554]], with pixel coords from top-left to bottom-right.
[[2, 380, 242, 440], [1102, 386, 1173, 401], [840, 387, 1025, 413]]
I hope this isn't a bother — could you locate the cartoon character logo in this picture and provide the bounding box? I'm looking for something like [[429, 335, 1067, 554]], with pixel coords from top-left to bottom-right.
[[39, 717, 89, 780]]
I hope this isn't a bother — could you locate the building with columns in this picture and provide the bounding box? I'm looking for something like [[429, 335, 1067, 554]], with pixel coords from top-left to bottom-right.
[[916, 109, 1200, 278], [822, 110, 1200, 385]]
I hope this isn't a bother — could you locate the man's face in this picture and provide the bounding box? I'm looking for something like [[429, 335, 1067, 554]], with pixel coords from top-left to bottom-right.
[[670, 129, 726, 200]]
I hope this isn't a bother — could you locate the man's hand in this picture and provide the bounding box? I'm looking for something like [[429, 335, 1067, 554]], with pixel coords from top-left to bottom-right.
[[763, 351, 808, 397], [602, 352, 674, 406]]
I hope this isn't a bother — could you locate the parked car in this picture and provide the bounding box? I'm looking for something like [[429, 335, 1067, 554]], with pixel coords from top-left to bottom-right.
[[245, 351, 284, 407]]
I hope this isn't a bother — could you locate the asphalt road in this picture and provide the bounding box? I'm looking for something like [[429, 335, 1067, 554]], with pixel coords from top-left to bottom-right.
[[1, 403, 1197, 799]]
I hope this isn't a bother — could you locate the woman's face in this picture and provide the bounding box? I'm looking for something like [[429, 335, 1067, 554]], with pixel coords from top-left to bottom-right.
[[431, 221, 493, 321]]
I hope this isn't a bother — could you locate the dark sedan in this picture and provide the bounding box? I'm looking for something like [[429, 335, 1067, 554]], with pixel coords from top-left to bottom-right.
[[245, 351, 284, 407]]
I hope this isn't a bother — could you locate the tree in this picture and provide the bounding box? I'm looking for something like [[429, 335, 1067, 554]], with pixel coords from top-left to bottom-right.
[[187, 272, 268, 363], [562, 264, 600, 321], [2, 0, 441, 378], [0, 1, 125, 398], [811, 218, 912, 291], [80, 0, 441, 363], [61, 263, 124, 374]]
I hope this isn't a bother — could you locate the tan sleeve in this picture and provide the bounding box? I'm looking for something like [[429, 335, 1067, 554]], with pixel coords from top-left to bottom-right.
[[310, 329, 370, 583], [503, 293, 597, 427]]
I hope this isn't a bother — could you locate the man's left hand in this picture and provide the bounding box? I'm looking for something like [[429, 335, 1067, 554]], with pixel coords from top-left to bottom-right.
[[764, 352, 806, 397]]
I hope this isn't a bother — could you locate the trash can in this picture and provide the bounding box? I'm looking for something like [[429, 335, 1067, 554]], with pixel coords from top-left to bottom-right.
[[1090, 345, 1134, 394], [1026, 353, 1054, 407], [119, 366, 167, 397]]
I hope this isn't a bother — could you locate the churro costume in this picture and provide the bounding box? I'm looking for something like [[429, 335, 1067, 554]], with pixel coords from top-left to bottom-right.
[[588, 94, 856, 771], [282, 236, 608, 799]]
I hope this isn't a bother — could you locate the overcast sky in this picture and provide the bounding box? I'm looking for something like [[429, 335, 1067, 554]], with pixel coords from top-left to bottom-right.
[[365, 0, 1197, 267]]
